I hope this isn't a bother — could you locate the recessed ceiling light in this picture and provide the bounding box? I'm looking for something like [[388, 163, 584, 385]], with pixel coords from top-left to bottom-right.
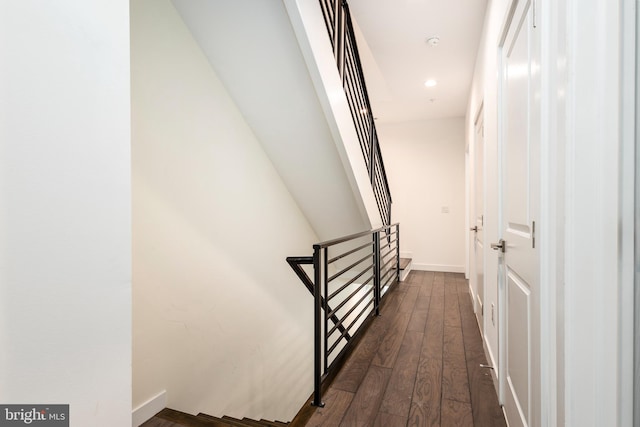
[[424, 79, 437, 87], [426, 36, 440, 47]]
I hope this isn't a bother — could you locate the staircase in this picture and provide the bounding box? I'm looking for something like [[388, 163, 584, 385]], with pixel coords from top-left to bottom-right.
[[136, 0, 396, 424], [144, 409, 296, 427], [399, 257, 412, 281]]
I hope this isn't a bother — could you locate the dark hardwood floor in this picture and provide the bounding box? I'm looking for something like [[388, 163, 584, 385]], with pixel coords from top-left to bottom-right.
[[141, 271, 505, 427], [305, 271, 506, 427]]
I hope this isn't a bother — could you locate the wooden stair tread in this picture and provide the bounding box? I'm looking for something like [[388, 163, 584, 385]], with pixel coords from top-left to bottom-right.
[[399, 257, 411, 270], [223, 416, 262, 427], [241, 418, 272, 427], [198, 412, 288, 427], [155, 409, 235, 427], [198, 414, 246, 427], [259, 419, 288, 427]]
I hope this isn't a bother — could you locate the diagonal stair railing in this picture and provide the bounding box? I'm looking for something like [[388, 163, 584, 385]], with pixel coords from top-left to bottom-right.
[[286, 256, 352, 341], [287, 223, 400, 407], [319, 0, 392, 225]]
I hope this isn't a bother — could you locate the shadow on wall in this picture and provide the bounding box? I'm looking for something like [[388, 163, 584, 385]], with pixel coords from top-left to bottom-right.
[[131, 0, 319, 421]]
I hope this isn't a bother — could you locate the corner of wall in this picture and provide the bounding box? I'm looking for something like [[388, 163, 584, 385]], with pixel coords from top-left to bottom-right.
[[132, 390, 167, 427]]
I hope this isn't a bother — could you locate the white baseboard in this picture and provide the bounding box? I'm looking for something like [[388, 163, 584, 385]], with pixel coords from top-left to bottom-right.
[[412, 263, 465, 273], [132, 390, 167, 427], [468, 282, 477, 309], [483, 334, 500, 398]]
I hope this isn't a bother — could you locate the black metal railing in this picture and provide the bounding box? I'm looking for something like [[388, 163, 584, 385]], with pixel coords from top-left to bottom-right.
[[319, 0, 392, 225], [287, 223, 400, 406]]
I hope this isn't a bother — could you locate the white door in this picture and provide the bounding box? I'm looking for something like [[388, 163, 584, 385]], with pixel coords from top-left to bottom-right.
[[497, 1, 540, 426], [473, 108, 485, 331]]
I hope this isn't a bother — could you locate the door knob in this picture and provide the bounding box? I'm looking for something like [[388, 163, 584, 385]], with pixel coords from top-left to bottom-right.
[[470, 226, 478, 232], [490, 239, 506, 253]]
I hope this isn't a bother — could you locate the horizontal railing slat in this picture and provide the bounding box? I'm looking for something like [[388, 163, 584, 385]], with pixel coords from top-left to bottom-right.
[[328, 264, 374, 301], [327, 275, 374, 319], [327, 241, 373, 264], [315, 223, 399, 248], [327, 252, 373, 283], [327, 282, 373, 334]]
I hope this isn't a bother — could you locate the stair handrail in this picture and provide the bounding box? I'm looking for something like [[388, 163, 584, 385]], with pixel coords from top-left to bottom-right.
[[319, 0, 392, 225], [286, 223, 400, 407]]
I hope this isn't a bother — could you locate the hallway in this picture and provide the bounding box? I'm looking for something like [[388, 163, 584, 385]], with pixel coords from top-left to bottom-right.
[[305, 271, 505, 427]]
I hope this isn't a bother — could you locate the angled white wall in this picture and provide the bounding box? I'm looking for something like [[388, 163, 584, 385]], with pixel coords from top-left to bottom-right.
[[283, 0, 383, 230], [378, 118, 466, 272], [0, 1, 132, 426], [171, 0, 380, 239], [131, 0, 318, 422]]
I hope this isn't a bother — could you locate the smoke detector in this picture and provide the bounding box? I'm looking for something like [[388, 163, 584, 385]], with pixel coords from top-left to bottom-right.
[[426, 36, 440, 47]]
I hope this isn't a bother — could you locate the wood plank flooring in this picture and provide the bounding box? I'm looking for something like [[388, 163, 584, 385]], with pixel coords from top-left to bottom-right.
[[306, 271, 506, 427], [141, 271, 505, 427]]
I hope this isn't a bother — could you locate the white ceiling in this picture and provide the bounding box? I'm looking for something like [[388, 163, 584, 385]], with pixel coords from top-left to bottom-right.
[[347, 0, 488, 123]]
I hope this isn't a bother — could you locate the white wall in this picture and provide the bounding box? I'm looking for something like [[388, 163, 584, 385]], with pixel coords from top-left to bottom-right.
[[0, 1, 132, 426], [378, 118, 466, 272], [131, 0, 318, 422], [171, 0, 377, 239]]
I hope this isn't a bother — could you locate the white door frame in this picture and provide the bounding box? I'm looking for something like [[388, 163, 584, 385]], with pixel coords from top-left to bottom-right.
[[622, 0, 637, 425], [529, 0, 635, 424], [466, 134, 472, 283], [563, 0, 634, 425], [474, 103, 485, 322], [538, 0, 564, 424], [635, 0, 640, 417]]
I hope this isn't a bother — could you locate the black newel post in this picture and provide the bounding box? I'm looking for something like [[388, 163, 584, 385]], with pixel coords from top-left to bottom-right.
[[312, 245, 325, 407]]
